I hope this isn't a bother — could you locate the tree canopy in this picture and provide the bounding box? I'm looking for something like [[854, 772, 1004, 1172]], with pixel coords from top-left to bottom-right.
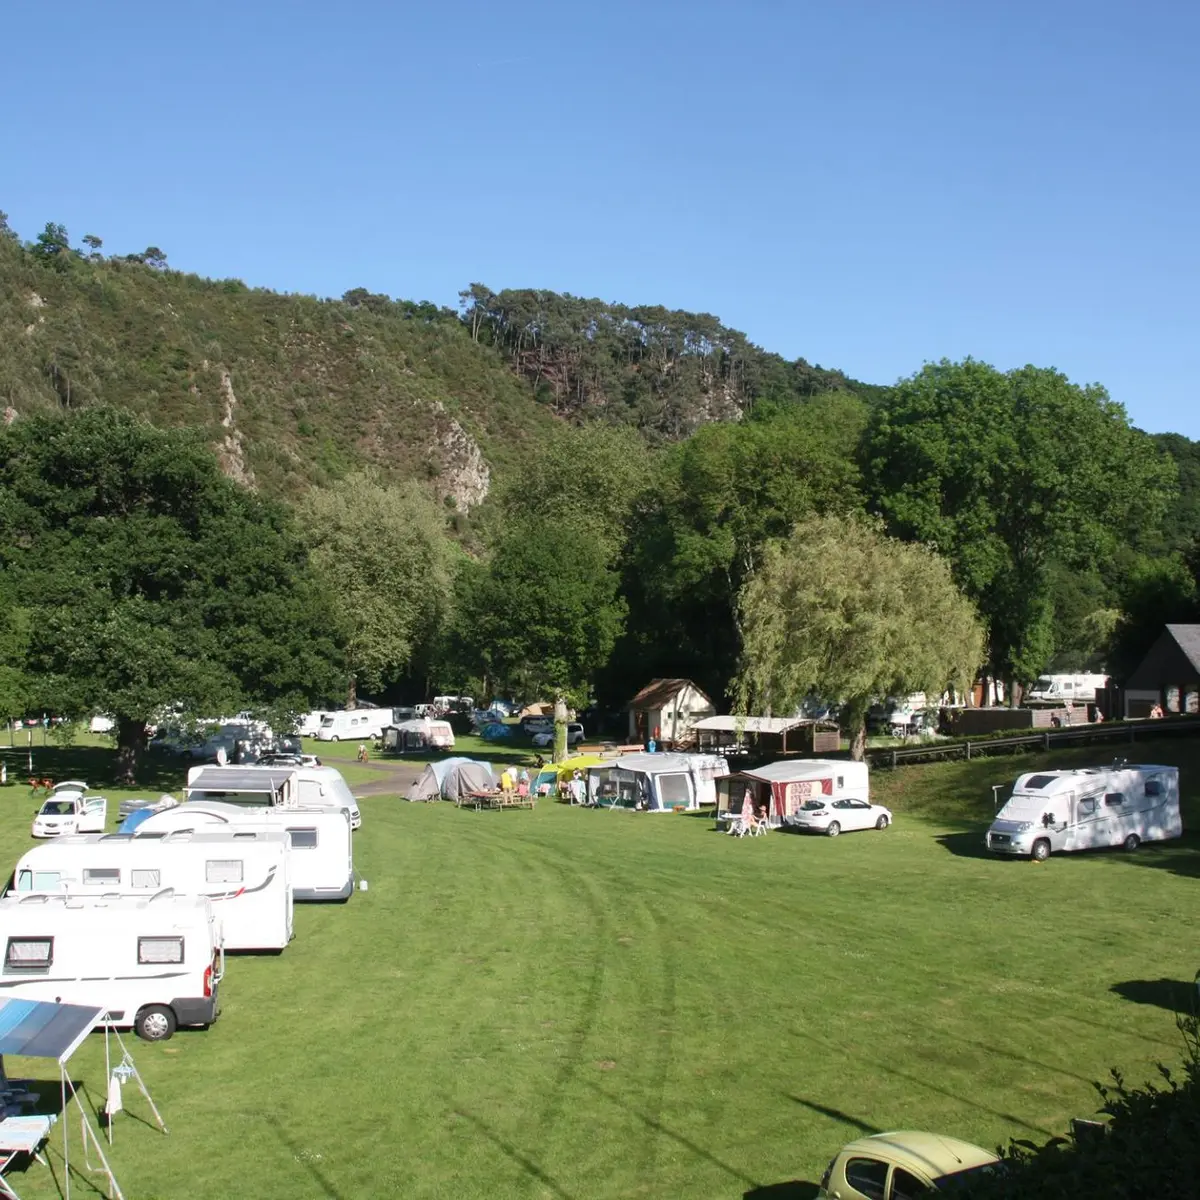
[[0, 408, 344, 778], [865, 360, 1175, 690], [736, 514, 984, 757]]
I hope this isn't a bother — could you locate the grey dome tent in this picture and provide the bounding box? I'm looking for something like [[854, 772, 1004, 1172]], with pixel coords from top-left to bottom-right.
[[408, 758, 496, 802]]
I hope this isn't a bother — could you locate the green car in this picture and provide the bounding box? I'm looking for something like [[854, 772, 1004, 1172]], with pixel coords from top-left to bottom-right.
[[818, 1131, 1002, 1198]]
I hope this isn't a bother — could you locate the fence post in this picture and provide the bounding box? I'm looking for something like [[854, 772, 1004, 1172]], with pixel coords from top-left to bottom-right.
[[891, 749, 897, 768], [1044, 731, 1050, 750], [966, 741, 972, 761], [1129, 724, 1136, 743]]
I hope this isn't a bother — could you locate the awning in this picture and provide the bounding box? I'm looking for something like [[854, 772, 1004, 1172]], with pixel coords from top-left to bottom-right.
[[188, 768, 294, 794], [0, 996, 103, 1066]]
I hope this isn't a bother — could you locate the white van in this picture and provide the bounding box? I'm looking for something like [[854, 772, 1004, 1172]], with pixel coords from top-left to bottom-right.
[[315, 709, 393, 742], [185, 764, 361, 830], [0, 891, 222, 1041], [12, 830, 294, 951], [136, 801, 354, 901], [986, 762, 1181, 861], [31, 782, 107, 838]]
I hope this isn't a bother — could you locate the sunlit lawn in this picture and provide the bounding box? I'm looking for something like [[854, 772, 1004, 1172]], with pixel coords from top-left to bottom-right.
[[0, 741, 1197, 1197]]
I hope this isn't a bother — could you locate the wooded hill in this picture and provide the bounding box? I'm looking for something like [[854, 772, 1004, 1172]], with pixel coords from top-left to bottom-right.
[[0, 218, 879, 510]]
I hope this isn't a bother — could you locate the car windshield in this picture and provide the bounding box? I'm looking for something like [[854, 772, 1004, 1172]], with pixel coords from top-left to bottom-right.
[[40, 800, 76, 815], [997, 795, 1043, 820]]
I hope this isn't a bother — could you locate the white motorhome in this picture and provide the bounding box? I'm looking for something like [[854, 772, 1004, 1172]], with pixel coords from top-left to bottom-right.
[[296, 710, 329, 738], [0, 891, 222, 1041], [1024, 674, 1109, 707], [135, 801, 354, 901], [986, 762, 1181, 861], [186, 764, 362, 830], [31, 782, 107, 838], [12, 830, 294, 951], [315, 708, 393, 742]]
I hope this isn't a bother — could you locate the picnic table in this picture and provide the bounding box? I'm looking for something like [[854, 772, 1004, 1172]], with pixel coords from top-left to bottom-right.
[[458, 789, 536, 811]]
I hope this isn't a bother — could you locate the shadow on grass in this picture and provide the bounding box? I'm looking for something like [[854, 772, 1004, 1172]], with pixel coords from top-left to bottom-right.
[[266, 1112, 343, 1199], [0, 743, 186, 792], [933, 829, 995, 860], [1111, 978, 1197, 1014], [451, 1106, 576, 1200], [788, 1094, 881, 1135], [743, 1183, 820, 1200]]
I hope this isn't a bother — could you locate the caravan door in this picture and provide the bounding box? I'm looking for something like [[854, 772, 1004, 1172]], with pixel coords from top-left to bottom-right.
[[1066, 791, 1104, 851]]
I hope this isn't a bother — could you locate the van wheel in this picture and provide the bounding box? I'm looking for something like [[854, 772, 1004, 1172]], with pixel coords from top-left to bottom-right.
[[1031, 839, 1051, 862], [1123, 833, 1141, 852], [826, 821, 841, 837], [135, 1005, 177, 1042], [330, 735, 340, 742]]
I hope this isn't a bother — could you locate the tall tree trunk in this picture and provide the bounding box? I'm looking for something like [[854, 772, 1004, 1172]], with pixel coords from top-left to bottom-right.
[[553, 696, 569, 764], [845, 698, 869, 762], [116, 716, 148, 785], [346, 675, 358, 710]]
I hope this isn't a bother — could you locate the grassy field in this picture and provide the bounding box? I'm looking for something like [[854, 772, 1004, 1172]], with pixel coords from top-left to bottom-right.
[[0, 740, 1197, 1198]]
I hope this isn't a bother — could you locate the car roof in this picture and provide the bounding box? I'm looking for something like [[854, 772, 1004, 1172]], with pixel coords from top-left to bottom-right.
[[838, 1132, 999, 1177]]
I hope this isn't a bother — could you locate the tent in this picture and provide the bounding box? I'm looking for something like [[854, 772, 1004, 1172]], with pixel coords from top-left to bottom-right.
[[408, 758, 496, 802], [589, 753, 729, 811], [381, 718, 455, 754], [480, 723, 512, 741], [533, 755, 610, 800], [714, 759, 870, 827], [0, 995, 165, 1199]]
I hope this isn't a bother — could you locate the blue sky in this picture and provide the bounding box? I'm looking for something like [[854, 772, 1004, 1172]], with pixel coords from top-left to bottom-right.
[[3, 0, 1197, 435]]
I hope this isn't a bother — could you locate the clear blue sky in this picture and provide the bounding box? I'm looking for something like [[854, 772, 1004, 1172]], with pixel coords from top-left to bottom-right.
[[3, 0, 1197, 436]]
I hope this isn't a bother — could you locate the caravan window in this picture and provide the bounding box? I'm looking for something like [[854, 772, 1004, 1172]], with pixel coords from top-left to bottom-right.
[[1078, 798, 1097, 816], [658, 774, 690, 807], [16, 870, 61, 892], [205, 859, 244, 884], [1145, 778, 1164, 797], [83, 867, 121, 886], [1025, 775, 1056, 790], [131, 869, 161, 889], [287, 827, 318, 849], [1104, 793, 1125, 807], [5, 937, 53, 970], [138, 937, 184, 965]]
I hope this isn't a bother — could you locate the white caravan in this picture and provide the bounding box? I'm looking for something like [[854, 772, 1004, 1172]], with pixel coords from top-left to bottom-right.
[[186, 764, 362, 830], [296, 710, 329, 738], [136, 801, 354, 901], [31, 782, 107, 838], [12, 830, 294, 951], [0, 891, 222, 1041], [986, 762, 1181, 861], [315, 708, 393, 742], [591, 753, 730, 811], [1024, 673, 1109, 707]]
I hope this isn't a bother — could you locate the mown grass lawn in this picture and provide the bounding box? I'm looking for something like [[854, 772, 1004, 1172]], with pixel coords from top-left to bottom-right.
[[0, 741, 1198, 1198]]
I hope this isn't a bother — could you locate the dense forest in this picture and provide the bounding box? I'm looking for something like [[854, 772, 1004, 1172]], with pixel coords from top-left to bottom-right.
[[2, 211, 1199, 727]]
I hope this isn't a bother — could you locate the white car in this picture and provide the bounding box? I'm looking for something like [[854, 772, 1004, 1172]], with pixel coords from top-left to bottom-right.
[[31, 783, 108, 838], [532, 724, 584, 748], [791, 796, 892, 837]]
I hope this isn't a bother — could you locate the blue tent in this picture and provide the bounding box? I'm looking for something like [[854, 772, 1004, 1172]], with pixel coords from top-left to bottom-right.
[[481, 723, 512, 741]]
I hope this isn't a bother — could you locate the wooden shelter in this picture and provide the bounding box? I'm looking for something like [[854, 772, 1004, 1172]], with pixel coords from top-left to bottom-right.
[[627, 679, 715, 746], [692, 715, 840, 756]]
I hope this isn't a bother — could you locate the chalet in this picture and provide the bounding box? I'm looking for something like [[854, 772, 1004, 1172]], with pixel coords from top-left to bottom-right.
[[1123, 624, 1200, 718], [627, 679, 716, 747]]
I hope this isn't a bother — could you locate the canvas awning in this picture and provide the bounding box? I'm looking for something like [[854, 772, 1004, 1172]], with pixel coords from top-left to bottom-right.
[[692, 716, 828, 734], [0, 996, 102, 1066], [188, 768, 294, 795]]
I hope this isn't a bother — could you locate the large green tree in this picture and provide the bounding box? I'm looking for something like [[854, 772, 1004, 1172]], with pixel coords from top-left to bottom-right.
[[865, 360, 1174, 695], [297, 471, 456, 704], [0, 408, 344, 779], [736, 514, 984, 758], [616, 394, 867, 703]]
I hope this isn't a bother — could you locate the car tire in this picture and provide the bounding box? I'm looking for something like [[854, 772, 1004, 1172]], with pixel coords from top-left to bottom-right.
[[1031, 838, 1051, 862], [826, 821, 841, 838], [875, 815, 889, 829], [1123, 833, 1140, 852], [135, 1005, 177, 1042]]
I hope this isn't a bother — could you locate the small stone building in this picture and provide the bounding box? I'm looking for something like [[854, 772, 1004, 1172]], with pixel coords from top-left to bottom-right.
[[1123, 624, 1200, 718]]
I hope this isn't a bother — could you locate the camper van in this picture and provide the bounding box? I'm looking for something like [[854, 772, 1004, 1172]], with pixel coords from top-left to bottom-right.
[[12, 830, 294, 951], [31, 783, 107, 838], [986, 762, 1181, 861], [295, 710, 329, 738], [185, 764, 362, 830], [315, 708, 393, 742], [134, 802, 354, 901], [0, 891, 222, 1041], [1024, 674, 1109, 707]]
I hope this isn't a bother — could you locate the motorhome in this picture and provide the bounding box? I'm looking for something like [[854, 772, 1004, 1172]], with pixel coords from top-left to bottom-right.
[[295, 710, 329, 738], [315, 708, 393, 742], [0, 891, 222, 1041], [31, 783, 107, 838], [986, 762, 1181, 861], [11, 830, 294, 951], [381, 718, 456, 754], [134, 801, 354, 901], [185, 764, 362, 830], [1024, 673, 1109, 707]]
